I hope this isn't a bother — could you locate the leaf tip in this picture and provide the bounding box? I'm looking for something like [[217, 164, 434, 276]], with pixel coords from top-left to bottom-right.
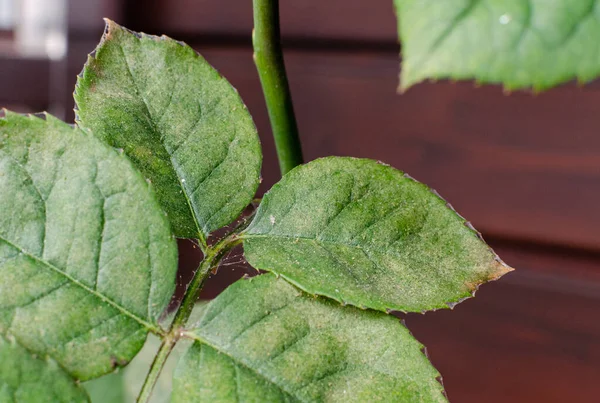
[[492, 257, 515, 278], [102, 17, 118, 32], [101, 18, 132, 42], [397, 79, 414, 94], [469, 257, 514, 293], [398, 66, 421, 94]]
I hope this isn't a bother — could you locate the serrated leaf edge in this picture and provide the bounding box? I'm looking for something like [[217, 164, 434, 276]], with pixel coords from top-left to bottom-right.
[[241, 156, 513, 314], [180, 275, 448, 402]]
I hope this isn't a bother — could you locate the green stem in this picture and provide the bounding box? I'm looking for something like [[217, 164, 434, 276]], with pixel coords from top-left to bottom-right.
[[135, 336, 177, 403], [136, 235, 242, 403], [172, 234, 242, 330], [253, 0, 303, 175], [171, 257, 214, 330]]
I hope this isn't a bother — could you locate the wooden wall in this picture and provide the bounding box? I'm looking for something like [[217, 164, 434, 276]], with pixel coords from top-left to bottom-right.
[[1, 1, 599, 401]]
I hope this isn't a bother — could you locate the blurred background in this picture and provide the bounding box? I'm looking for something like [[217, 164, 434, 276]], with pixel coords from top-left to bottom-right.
[[1, 1, 599, 401]]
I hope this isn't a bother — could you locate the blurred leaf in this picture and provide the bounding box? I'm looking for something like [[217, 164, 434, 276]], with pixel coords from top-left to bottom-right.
[[395, 0, 600, 91]]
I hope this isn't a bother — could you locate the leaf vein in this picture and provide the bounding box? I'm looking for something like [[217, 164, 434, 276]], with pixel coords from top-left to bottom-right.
[[183, 335, 299, 402], [0, 236, 161, 335], [116, 41, 205, 243]]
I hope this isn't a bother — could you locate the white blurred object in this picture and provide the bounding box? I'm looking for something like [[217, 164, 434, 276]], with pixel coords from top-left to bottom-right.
[[0, 0, 15, 30], [15, 0, 67, 59]]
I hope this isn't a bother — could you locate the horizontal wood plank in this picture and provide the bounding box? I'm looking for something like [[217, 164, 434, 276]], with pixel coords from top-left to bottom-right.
[[408, 278, 600, 403], [127, 0, 398, 42], [0, 58, 50, 107]]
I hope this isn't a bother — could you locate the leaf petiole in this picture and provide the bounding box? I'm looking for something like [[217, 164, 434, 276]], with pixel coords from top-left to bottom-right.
[[136, 233, 242, 402]]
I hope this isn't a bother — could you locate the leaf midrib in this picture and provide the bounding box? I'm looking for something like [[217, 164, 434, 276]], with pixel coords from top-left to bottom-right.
[[0, 235, 162, 335], [407, 0, 481, 75], [115, 41, 206, 245], [243, 232, 401, 257], [182, 332, 301, 403]]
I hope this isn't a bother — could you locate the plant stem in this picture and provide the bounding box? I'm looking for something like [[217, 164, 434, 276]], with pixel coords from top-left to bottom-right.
[[253, 0, 303, 175], [170, 257, 214, 330], [136, 235, 242, 403], [136, 336, 177, 403], [171, 234, 241, 330]]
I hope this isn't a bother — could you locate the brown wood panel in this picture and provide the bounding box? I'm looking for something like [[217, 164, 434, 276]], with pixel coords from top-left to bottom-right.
[[126, 0, 398, 42], [491, 240, 600, 285], [408, 278, 600, 403], [68, 0, 123, 31], [0, 58, 50, 107]]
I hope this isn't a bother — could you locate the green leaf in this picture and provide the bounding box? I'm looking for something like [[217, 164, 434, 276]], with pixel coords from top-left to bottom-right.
[[85, 303, 208, 403], [395, 0, 600, 91], [0, 335, 89, 402], [242, 157, 512, 313], [74, 20, 262, 240], [0, 111, 178, 380], [174, 274, 447, 403]]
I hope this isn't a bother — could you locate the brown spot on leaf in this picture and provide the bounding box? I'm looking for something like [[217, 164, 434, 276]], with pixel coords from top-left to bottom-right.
[[110, 355, 128, 369]]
